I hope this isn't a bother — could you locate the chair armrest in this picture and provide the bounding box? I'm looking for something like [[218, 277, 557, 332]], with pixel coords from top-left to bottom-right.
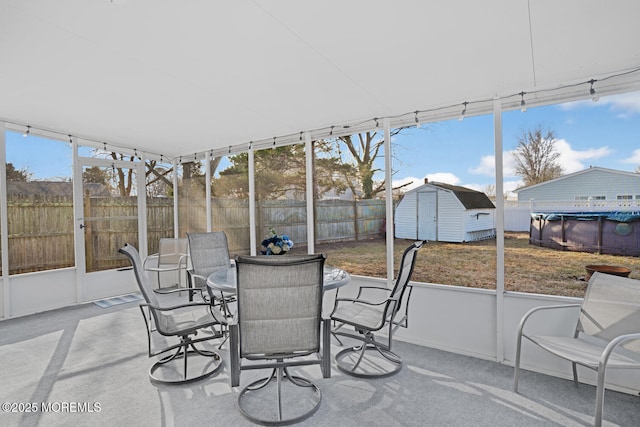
[[517, 303, 581, 338], [355, 285, 392, 300], [187, 271, 209, 282], [143, 253, 160, 269], [600, 333, 640, 368], [333, 295, 394, 307], [141, 301, 212, 312], [178, 254, 189, 268]]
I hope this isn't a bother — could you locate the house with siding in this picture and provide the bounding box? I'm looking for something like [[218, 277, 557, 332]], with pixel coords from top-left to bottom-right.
[[395, 181, 496, 243], [514, 166, 640, 205]]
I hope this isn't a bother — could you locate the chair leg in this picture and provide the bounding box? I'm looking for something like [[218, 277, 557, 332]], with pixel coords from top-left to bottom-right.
[[149, 337, 222, 385], [334, 331, 402, 378], [321, 318, 331, 378], [230, 324, 240, 388], [594, 367, 607, 427], [237, 365, 322, 425], [513, 331, 523, 392]]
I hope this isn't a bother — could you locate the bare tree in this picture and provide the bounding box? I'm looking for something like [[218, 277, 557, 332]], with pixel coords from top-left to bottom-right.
[[511, 127, 563, 187], [333, 129, 404, 199]]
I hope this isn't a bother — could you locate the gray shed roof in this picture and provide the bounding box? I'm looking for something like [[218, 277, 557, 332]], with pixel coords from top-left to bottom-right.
[[409, 182, 496, 210], [432, 183, 496, 210]]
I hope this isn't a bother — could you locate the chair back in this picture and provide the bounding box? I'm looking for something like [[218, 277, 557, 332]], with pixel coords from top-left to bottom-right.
[[235, 254, 325, 357], [157, 237, 188, 267], [389, 240, 425, 312], [579, 272, 640, 353], [186, 232, 231, 288], [119, 243, 161, 309]]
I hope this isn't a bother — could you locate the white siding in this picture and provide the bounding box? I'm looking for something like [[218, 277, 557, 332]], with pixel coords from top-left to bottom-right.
[[394, 192, 418, 239], [517, 168, 640, 202], [437, 189, 465, 242], [396, 183, 497, 242]]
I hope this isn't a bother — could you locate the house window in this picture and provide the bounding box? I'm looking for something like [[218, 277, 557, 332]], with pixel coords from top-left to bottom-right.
[[617, 195, 633, 206], [575, 195, 605, 201]]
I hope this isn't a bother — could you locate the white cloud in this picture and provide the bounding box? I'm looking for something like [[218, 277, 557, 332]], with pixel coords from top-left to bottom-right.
[[554, 139, 610, 173], [622, 148, 640, 164], [559, 91, 640, 118], [503, 180, 524, 197], [425, 172, 461, 185], [392, 176, 423, 192], [468, 138, 611, 179], [468, 152, 519, 178]]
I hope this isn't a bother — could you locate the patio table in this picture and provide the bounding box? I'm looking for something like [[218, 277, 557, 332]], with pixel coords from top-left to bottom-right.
[[207, 264, 350, 294]]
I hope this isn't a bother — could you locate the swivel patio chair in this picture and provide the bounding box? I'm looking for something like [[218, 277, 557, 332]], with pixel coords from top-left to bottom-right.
[[143, 237, 189, 293], [229, 254, 331, 426], [330, 240, 425, 378], [186, 231, 234, 315], [120, 243, 226, 384], [514, 272, 640, 427]]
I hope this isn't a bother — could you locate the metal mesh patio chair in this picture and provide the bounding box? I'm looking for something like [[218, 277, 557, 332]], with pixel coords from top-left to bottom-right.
[[143, 237, 189, 293], [330, 240, 425, 378], [186, 232, 234, 312], [229, 254, 330, 426], [514, 272, 640, 427], [120, 243, 226, 384]]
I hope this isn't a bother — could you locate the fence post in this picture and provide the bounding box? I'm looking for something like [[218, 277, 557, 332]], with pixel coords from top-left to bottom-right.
[[354, 200, 359, 241]]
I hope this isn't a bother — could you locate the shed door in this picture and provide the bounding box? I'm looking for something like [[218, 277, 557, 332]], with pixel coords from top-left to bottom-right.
[[418, 191, 437, 240]]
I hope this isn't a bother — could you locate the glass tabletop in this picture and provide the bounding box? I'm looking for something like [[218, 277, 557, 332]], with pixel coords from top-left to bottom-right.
[[207, 265, 350, 293]]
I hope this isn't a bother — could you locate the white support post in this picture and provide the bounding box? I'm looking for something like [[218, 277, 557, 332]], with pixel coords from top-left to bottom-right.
[[384, 118, 394, 287], [305, 132, 315, 254], [205, 152, 212, 232], [0, 122, 9, 317], [173, 160, 179, 238], [71, 136, 84, 304], [137, 157, 148, 259], [248, 147, 257, 256], [493, 98, 505, 363]]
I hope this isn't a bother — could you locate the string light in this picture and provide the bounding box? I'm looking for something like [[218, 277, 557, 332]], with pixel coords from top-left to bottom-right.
[[458, 102, 468, 121], [589, 79, 599, 102], [8, 68, 638, 162]]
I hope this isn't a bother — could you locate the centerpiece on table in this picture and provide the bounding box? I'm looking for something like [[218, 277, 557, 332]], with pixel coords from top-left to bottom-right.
[[260, 227, 294, 255]]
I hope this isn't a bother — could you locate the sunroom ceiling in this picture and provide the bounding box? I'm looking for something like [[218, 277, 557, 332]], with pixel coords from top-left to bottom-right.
[[1, 0, 639, 160]]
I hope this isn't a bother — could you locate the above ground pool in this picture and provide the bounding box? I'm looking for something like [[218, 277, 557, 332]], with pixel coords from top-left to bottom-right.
[[529, 212, 640, 256]]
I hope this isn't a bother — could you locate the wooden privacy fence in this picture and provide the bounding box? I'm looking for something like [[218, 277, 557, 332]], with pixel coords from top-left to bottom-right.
[[6, 194, 386, 275]]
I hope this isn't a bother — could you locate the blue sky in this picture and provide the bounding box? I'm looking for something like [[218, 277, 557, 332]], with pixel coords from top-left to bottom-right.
[[6, 91, 640, 197], [390, 91, 640, 196]]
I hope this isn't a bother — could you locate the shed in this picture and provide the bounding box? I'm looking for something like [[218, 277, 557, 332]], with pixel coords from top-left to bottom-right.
[[514, 166, 640, 203], [395, 182, 496, 242]]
